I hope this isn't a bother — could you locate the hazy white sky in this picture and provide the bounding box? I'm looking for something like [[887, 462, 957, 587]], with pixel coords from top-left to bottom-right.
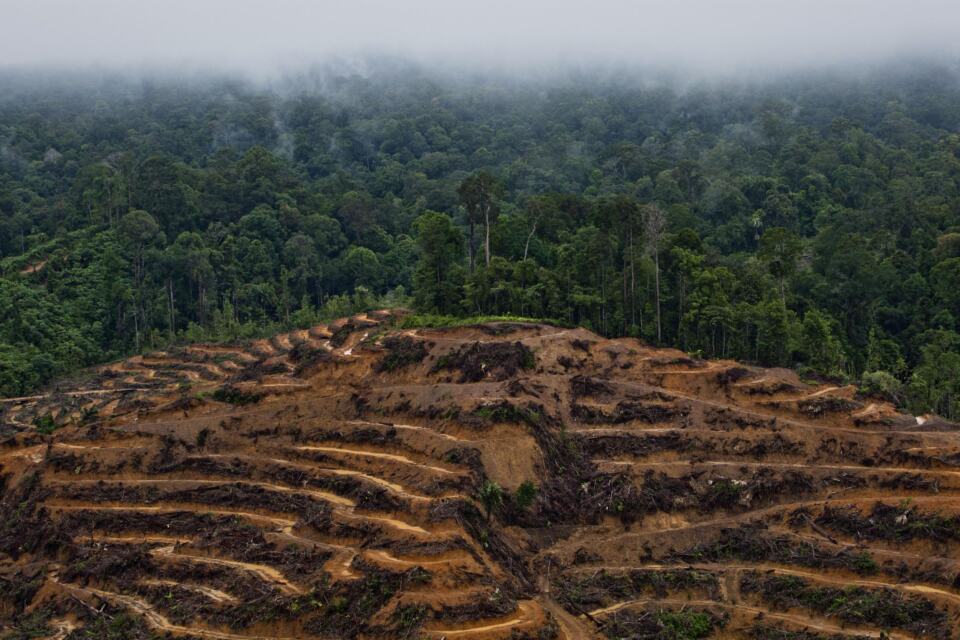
[[2, 0, 959, 73]]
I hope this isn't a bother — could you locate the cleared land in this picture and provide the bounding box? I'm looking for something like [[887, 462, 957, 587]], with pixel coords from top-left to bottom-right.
[[1, 310, 959, 639]]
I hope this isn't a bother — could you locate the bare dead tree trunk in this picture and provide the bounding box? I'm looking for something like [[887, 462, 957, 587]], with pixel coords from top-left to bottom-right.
[[468, 221, 476, 273], [629, 226, 637, 330], [133, 308, 140, 351], [677, 272, 685, 346], [643, 204, 665, 344], [484, 204, 491, 268], [622, 258, 628, 336], [654, 251, 661, 343], [522, 217, 538, 262], [166, 279, 176, 336]]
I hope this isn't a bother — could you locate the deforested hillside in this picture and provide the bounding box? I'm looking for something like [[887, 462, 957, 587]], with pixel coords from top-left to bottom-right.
[[1, 311, 959, 639]]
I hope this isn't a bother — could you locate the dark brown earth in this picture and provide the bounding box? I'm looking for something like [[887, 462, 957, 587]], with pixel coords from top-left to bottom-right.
[[1, 310, 959, 639]]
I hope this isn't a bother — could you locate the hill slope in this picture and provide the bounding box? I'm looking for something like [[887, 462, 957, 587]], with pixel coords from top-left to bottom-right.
[[1, 311, 959, 639]]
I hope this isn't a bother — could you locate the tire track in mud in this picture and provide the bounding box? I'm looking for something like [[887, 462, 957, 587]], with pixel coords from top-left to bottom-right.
[[347, 419, 472, 442], [364, 548, 468, 567], [53, 578, 302, 640], [550, 494, 960, 559], [78, 533, 193, 545], [140, 579, 238, 604], [425, 600, 539, 637], [765, 525, 960, 566], [535, 574, 600, 640], [47, 477, 357, 507], [68, 529, 306, 595], [596, 457, 960, 480], [150, 545, 303, 594], [46, 503, 299, 529], [46, 479, 437, 535], [572, 562, 960, 605], [197, 452, 447, 501], [569, 373, 953, 437], [54, 441, 154, 451], [0, 388, 144, 404], [293, 444, 459, 475]]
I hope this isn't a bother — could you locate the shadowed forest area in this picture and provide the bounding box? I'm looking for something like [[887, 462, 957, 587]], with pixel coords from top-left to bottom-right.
[[1, 61, 959, 418]]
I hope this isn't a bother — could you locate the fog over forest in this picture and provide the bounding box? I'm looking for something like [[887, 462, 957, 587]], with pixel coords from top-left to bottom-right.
[[1, 1, 960, 421], [4, 0, 960, 74]]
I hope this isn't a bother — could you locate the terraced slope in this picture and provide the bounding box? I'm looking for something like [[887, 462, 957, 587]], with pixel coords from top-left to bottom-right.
[[1, 311, 959, 639]]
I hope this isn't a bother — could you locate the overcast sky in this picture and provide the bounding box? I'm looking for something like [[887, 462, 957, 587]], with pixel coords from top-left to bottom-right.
[[2, 0, 959, 74]]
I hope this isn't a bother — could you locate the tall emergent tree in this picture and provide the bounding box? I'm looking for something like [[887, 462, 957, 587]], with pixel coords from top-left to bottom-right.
[[642, 203, 666, 343], [457, 171, 502, 271], [118, 209, 161, 349], [759, 227, 802, 306]]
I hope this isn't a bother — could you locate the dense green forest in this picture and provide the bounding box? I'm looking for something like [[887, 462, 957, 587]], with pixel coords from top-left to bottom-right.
[[1, 62, 959, 418]]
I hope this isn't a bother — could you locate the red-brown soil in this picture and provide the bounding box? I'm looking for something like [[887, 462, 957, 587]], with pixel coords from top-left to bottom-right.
[[1, 310, 959, 639]]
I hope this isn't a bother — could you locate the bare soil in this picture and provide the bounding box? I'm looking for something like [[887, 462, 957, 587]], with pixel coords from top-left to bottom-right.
[[1, 310, 959, 639]]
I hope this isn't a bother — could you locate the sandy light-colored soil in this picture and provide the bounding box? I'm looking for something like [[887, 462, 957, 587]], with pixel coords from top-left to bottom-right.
[[1, 309, 959, 639]]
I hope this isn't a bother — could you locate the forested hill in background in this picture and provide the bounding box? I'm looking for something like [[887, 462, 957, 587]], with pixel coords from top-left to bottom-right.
[[1, 61, 959, 418]]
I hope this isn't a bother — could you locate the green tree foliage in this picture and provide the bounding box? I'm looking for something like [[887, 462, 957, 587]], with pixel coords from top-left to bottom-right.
[[758, 227, 802, 305], [477, 480, 505, 524], [797, 309, 846, 376], [514, 481, 538, 510], [412, 212, 465, 314], [1, 65, 960, 418], [907, 331, 960, 418]]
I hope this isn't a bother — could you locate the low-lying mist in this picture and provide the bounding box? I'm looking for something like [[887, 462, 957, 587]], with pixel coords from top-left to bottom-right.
[[4, 0, 960, 79]]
